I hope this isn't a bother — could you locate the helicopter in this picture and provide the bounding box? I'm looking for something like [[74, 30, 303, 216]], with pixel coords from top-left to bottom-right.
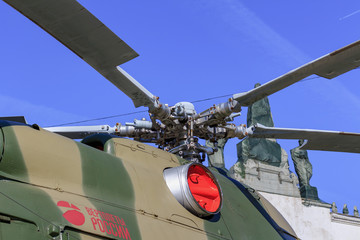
[[1, 0, 360, 239]]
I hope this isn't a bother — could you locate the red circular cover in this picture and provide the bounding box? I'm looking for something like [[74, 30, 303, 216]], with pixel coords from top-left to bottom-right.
[[187, 165, 221, 213]]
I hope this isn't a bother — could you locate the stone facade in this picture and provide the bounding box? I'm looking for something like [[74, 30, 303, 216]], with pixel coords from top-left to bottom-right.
[[230, 83, 301, 197], [228, 83, 360, 239], [261, 192, 360, 240], [230, 147, 301, 197]]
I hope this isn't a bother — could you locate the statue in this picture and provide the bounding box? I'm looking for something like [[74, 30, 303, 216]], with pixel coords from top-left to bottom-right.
[[291, 140, 318, 200], [236, 83, 283, 169], [343, 204, 349, 215], [206, 138, 228, 170], [230, 83, 299, 197], [290, 140, 312, 187], [354, 206, 359, 217], [247, 83, 274, 127], [331, 202, 338, 213]]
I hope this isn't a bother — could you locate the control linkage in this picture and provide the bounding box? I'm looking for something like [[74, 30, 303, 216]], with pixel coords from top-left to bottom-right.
[[46, 97, 253, 162], [116, 98, 252, 162]]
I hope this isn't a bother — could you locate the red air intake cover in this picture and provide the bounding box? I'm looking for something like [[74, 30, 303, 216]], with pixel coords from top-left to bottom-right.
[[164, 163, 222, 217]]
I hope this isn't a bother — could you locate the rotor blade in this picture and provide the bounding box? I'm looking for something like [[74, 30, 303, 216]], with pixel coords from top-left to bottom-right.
[[233, 40, 360, 106], [4, 0, 155, 108], [45, 125, 115, 139], [249, 124, 360, 154], [102, 67, 155, 108]]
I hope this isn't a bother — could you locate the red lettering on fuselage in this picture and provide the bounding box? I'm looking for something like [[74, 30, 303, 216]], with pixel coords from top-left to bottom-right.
[[83, 207, 132, 239], [96, 219, 105, 232], [58, 201, 131, 239], [115, 224, 124, 238], [91, 218, 97, 230], [122, 226, 132, 240], [103, 220, 112, 235], [109, 222, 118, 237]]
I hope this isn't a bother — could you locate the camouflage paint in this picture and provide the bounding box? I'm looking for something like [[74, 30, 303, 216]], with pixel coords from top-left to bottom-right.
[[0, 122, 297, 239], [109, 138, 237, 239], [0, 123, 80, 239], [206, 171, 283, 239], [0, 124, 29, 182], [109, 138, 206, 239], [79, 139, 142, 239], [1, 0, 299, 238]]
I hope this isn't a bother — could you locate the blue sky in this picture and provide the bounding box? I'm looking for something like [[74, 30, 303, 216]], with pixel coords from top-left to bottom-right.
[[1, 1, 360, 213]]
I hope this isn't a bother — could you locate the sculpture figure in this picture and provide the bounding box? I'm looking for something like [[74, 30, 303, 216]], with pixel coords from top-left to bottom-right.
[[354, 206, 359, 217], [206, 138, 228, 169], [290, 140, 319, 200], [290, 139, 312, 187], [236, 83, 282, 167], [343, 204, 349, 215], [230, 84, 299, 197], [331, 202, 338, 213], [247, 83, 274, 128]]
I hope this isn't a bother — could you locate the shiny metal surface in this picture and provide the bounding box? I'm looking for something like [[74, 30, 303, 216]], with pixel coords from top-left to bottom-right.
[[163, 163, 222, 217]]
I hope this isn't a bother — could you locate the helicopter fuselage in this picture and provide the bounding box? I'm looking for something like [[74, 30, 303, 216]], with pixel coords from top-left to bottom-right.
[[0, 120, 295, 239]]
